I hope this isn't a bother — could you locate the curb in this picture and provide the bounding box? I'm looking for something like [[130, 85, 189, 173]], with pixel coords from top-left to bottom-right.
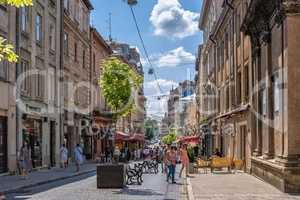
[[2, 169, 96, 195], [186, 177, 195, 200]]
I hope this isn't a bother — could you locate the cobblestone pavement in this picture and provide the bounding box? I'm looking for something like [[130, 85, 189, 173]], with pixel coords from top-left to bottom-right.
[[7, 167, 188, 200], [0, 162, 96, 194], [188, 171, 300, 200]]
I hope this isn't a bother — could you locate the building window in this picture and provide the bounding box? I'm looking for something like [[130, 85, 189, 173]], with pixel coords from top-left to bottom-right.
[[64, 0, 69, 11], [74, 42, 78, 62], [262, 88, 267, 117], [82, 50, 85, 68], [273, 77, 280, 113], [20, 60, 30, 92], [63, 32, 68, 55], [35, 14, 42, 43], [37, 73, 44, 98], [244, 65, 249, 100], [237, 71, 242, 105], [0, 61, 8, 81], [21, 7, 29, 32], [49, 24, 55, 51], [236, 12, 241, 44], [93, 53, 96, 72]]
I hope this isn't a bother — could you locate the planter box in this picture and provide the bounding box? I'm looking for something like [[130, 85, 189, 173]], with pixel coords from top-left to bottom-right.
[[97, 164, 126, 188]]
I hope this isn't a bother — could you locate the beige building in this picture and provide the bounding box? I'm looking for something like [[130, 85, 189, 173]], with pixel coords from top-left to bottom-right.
[[198, 0, 300, 193], [0, 5, 17, 173], [15, 0, 62, 169], [62, 0, 93, 156]]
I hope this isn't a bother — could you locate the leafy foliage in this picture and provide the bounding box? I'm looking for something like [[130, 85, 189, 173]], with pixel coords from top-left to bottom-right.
[[99, 57, 143, 117], [0, 0, 33, 63], [0, 0, 33, 7], [187, 146, 195, 163], [0, 37, 18, 62], [162, 129, 177, 145]]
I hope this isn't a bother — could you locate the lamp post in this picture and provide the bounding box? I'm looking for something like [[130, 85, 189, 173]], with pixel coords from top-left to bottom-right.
[[127, 0, 138, 6]]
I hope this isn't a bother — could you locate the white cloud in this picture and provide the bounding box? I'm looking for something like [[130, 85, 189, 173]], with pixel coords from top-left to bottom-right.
[[150, 0, 199, 39], [158, 47, 195, 67], [145, 79, 178, 94]]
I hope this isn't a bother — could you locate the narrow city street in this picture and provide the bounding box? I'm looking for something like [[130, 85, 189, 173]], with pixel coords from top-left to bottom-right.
[[6, 167, 187, 200]]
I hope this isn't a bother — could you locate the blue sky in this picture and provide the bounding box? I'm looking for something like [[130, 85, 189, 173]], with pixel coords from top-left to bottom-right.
[[90, 0, 203, 119]]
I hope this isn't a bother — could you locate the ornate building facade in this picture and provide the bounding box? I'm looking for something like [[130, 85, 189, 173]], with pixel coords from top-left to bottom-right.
[[197, 0, 300, 192]]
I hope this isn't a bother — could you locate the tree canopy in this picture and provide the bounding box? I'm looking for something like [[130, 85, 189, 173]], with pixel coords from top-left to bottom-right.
[[99, 57, 143, 117], [0, 0, 33, 63], [162, 129, 177, 145], [0, 0, 33, 7]]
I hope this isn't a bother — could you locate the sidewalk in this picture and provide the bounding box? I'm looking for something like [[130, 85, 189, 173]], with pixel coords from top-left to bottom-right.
[[187, 171, 300, 200], [0, 162, 97, 194]]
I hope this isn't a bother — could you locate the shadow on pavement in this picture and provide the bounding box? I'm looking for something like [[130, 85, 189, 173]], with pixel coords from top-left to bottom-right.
[[6, 172, 96, 200], [113, 188, 164, 196]]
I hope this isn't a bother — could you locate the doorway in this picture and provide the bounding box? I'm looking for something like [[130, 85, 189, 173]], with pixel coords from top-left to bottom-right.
[[0, 117, 7, 173], [50, 121, 56, 167], [240, 125, 247, 161]]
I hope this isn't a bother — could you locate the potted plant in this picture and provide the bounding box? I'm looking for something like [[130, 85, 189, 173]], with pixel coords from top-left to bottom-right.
[[187, 146, 196, 174]]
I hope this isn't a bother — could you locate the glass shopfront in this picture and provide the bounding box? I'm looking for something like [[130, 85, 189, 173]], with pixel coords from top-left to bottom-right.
[[23, 118, 43, 168]]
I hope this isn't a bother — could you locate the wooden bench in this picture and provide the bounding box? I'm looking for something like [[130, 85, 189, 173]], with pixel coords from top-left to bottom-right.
[[233, 159, 244, 172], [194, 159, 210, 174], [210, 157, 232, 173]]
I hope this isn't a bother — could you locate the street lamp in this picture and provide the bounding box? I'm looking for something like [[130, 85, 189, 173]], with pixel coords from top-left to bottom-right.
[[127, 0, 138, 6]]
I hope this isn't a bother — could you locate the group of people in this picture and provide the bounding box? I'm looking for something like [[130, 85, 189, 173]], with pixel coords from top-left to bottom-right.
[[60, 144, 84, 173], [162, 144, 189, 184], [18, 141, 84, 179]]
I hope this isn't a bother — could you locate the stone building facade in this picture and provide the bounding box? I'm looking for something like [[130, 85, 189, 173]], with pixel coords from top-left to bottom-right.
[[15, 0, 62, 169], [89, 27, 113, 159], [242, 0, 300, 193], [0, 5, 17, 173], [197, 0, 300, 193], [62, 0, 93, 157]]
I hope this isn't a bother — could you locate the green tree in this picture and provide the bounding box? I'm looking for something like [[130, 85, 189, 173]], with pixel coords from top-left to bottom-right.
[[99, 57, 143, 117], [162, 129, 177, 145], [0, 0, 33, 63]]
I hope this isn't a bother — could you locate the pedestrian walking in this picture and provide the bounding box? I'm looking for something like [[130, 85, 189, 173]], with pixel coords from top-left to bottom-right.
[[179, 144, 189, 178], [166, 146, 177, 184], [19, 141, 32, 179], [60, 144, 68, 168], [74, 144, 83, 173], [113, 146, 121, 163]]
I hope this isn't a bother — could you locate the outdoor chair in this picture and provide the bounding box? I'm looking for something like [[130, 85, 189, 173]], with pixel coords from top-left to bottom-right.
[[210, 157, 232, 173]]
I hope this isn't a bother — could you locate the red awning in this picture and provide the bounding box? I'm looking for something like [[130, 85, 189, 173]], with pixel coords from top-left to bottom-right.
[[115, 131, 130, 141], [129, 133, 145, 142], [179, 135, 200, 146]]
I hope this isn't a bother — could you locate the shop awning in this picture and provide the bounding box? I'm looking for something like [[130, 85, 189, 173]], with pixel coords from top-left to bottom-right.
[[115, 131, 130, 141], [178, 135, 200, 146], [128, 133, 145, 142]]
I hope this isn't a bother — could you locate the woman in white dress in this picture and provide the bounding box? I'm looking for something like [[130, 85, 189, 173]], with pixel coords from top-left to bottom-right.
[[60, 144, 68, 168]]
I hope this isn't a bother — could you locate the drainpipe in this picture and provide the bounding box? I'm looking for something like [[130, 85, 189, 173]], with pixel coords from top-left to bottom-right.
[[15, 7, 20, 169], [59, 0, 64, 147]]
